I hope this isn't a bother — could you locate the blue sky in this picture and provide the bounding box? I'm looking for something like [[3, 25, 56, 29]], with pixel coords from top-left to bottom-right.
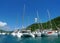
[[0, 0, 60, 31]]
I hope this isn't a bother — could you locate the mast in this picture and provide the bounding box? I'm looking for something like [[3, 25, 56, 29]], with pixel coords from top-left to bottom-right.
[[36, 11, 40, 29], [36, 10, 43, 29], [22, 4, 25, 29], [47, 10, 52, 29], [47, 10, 59, 30], [53, 19, 59, 30]]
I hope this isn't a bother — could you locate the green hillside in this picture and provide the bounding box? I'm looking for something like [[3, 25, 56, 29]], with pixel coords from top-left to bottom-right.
[[26, 16, 60, 31]]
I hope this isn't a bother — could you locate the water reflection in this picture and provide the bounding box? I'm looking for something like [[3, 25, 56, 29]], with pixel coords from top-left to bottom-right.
[[0, 35, 60, 43]]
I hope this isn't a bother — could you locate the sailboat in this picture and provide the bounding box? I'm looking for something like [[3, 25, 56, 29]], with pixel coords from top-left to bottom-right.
[[32, 10, 41, 37], [16, 5, 35, 38], [11, 30, 18, 36], [42, 10, 58, 37]]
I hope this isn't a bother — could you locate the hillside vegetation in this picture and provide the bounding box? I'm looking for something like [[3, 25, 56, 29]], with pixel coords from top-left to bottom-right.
[[26, 16, 60, 31]]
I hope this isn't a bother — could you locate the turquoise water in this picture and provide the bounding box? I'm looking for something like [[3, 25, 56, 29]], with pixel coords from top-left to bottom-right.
[[0, 35, 60, 43]]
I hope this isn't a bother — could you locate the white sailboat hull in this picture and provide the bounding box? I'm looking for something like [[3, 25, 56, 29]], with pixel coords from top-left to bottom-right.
[[16, 32, 35, 38], [44, 31, 58, 36], [11, 33, 17, 36], [32, 32, 41, 37]]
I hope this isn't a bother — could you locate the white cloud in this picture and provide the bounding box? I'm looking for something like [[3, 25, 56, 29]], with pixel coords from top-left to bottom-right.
[[0, 21, 7, 27]]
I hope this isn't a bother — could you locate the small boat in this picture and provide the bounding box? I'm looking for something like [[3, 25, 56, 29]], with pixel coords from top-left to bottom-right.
[[11, 32, 17, 36], [11, 29, 19, 36], [16, 30, 35, 38], [16, 31, 23, 38], [1, 33, 6, 35], [42, 30, 58, 37], [32, 31, 41, 37], [41, 10, 58, 37]]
